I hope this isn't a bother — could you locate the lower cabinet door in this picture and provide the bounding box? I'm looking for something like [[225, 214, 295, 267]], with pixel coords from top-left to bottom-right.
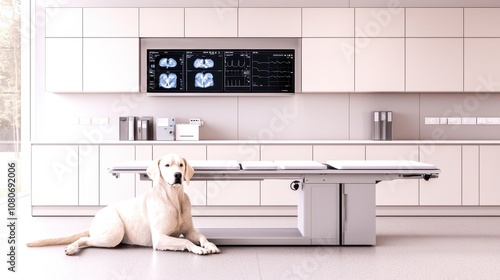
[[342, 184, 376, 245], [32, 145, 79, 206], [207, 181, 260, 206], [99, 145, 135, 205], [311, 185, 340, 245], [366, 145, 419, 206], [420, 145, 462, 205], [78, 145, 99, 206], [479, 146, 500, 205], [261, 180, 298, 206]]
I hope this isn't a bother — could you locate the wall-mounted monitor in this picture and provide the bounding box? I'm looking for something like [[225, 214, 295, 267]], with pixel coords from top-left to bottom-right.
[[147, 49, 295, 93], [141, 38, 301, 95]]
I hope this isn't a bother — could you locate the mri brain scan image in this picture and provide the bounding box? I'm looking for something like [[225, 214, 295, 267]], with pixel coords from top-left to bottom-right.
[[194, 72, 214, 88], [159, 58, 177, 68], [193, 58, 215, 69], [159, 73, 177, 89]]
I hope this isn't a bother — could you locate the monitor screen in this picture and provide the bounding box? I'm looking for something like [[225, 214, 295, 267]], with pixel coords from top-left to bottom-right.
[[147, 49, 294, 93]]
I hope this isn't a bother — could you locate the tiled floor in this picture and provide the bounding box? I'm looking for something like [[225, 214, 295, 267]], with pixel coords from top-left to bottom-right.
[[2, 196, 500, 280]]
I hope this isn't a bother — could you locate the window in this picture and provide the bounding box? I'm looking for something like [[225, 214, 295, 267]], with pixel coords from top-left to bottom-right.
[[0, 0, 21, 153]]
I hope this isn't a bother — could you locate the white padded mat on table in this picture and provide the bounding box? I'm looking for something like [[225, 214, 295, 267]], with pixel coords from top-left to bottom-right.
[[189, 160, 241, 170], [274, 160, 328, 170], [240, 161, 277, 170], [326, 160, 436, 170], [109, 160, 151, 171]]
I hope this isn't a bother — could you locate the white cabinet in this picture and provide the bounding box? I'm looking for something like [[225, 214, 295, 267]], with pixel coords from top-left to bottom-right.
[[83, 38, 139, 92], [32, 145, 79, 206], [462, 146, 479, 206], [260, 145, 312, 206], [207, 145, 260, 162], [342, 184, 375, 245], [479, 146, 500, 205], [45, 8, 82, 37], [238, 8, 301, 37], [313, 145, 365, 163], [406, 38, 463, 91], [185, 8, 237, 37], [355, 8, 405, 37], [45, 38, 83, 92], [302, 8, 354, 37], [464, 39, 500, 92], [366, 145, 420, 206], [206, 145, 260, 206], [139, 8, 184, 37], [302, 38, 354, 92], [355, 38, 405, 92], [135, 145, 153, 197], [406, 8, 463, 37], [420, 145, 462, 206], [464, 8, 500, 37], [78, 145, 99, 206], [207, 181, 260, 206], [99, 145, 135, 206], [83, 8, 138, 37], [152, 145, 207, 206], [309, 184, 340, 245]]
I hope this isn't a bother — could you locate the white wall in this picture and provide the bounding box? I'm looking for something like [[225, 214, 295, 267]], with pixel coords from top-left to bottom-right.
[[32, 0, 500, 142]]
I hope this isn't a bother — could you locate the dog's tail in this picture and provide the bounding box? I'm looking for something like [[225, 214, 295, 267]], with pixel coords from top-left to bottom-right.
[[26, 230, 90, 247]]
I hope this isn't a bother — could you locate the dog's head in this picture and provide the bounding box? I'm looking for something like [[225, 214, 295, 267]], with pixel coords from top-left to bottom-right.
[[147, 154, 194, 186]]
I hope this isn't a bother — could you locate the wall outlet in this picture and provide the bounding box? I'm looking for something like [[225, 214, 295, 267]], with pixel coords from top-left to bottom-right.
[[477, 117, 500, 125], [447, 117, 462, 125], [462, 117, 477, 125], [91, 117, 109, 125], [80, 117, 91, 125], [439, 117, 448, 125], [189, 118, 203, 126], [424, 117, 440, 125]]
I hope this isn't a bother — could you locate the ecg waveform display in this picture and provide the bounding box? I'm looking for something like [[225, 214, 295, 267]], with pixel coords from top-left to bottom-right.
[[147, 49, 294, 93], [251, 51, 294, 92], [224, 51, 251, 92]]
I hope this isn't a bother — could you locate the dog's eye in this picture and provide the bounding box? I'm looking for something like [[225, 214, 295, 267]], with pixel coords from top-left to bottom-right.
[[180, 163, 184, 167], [165, 164, 170, 167]]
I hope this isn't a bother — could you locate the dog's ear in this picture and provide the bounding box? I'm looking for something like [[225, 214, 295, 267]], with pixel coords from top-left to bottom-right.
[[147, 158, 162, 182], [183, 158, 195, 183]]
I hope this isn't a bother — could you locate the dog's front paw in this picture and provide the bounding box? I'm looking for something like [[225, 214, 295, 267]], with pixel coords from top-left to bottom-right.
[[202, 242, 220, 254], [189, 245, 209, 255], [65, 244, 77, 256]]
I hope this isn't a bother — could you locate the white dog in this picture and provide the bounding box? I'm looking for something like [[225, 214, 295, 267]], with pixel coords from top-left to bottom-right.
[[27, 154, 220, 255]]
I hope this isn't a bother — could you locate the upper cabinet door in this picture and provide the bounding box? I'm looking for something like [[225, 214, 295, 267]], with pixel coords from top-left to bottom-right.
[[83, 8, 138, 37], [406, 8, 463, 37], [302, 8, 354, 37], [302, 38, 354, 92], [83, 38, 139, 92], [355, 8, 405, 37], [355, 38, 405, 92], [406, 38, 463, 92], [139, 8, 184, 37], [465, 8, 500, 37], [185, 8, 237, 37], [239, 8, 301, 37], [45, 38, 83, 92], [45, 8, 82, 37], [464, 38, 500, 92]]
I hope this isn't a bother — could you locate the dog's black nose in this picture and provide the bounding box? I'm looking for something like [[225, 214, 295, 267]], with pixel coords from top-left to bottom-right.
[[174, 172, 182, 184]]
